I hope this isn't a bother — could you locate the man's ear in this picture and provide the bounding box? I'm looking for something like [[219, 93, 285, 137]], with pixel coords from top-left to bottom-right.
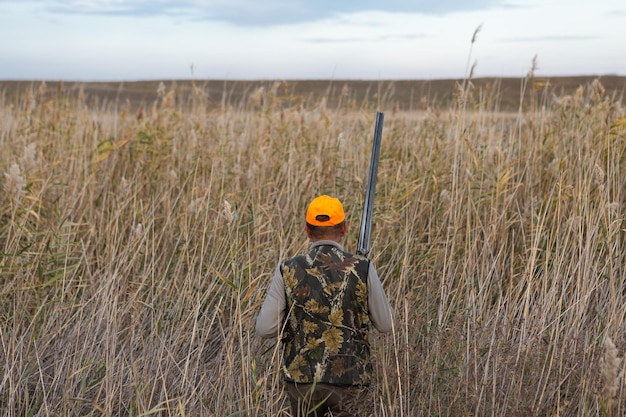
[[339, 221, 347, 237], [306, 223, 313, 239]]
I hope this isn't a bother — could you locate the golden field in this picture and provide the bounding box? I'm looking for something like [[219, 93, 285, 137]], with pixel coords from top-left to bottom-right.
[[1, 75, 626, 416]]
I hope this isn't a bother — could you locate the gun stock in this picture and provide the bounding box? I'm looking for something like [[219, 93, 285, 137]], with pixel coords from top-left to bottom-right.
[[357, 111, 384, 256]]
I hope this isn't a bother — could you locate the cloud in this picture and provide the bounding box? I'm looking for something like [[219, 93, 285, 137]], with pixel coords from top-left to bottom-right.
[[305, 33, 429, 43], [44, 0, 192, 18], [500, 35, 601, 43], [605, 9, 626, 17], [15, 0, 507, 26]]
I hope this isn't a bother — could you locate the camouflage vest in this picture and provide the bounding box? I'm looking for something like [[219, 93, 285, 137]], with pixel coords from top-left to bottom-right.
[[281, 244, 372, 385]]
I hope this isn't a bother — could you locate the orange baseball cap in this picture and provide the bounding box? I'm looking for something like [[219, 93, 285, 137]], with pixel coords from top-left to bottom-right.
[[306, 195, 345, 226]]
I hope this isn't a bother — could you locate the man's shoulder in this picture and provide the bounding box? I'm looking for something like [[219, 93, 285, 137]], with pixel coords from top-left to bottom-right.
[[337, 248, 369, 264], [281, 252, 309, 267]]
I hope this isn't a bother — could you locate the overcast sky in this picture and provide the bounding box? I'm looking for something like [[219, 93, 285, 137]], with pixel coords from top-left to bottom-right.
[[0, 0, 624, 81]]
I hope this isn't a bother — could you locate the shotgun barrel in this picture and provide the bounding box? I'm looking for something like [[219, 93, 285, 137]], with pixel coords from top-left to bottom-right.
[[356, 111, 384, 256]]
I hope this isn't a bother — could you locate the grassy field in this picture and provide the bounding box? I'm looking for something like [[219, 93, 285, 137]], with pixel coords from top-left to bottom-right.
[[1, 75, 625, 416], [1, 75, 625, 113]]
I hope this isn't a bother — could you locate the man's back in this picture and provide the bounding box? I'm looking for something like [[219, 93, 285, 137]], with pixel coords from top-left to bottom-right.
[[281, 243, 372, 385]]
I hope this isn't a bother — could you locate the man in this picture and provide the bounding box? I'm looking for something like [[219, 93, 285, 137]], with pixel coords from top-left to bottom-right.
[[256, 195, 394, 416]]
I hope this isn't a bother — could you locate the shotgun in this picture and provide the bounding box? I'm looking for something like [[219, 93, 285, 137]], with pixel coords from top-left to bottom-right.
[[356, 111, 384, 257]]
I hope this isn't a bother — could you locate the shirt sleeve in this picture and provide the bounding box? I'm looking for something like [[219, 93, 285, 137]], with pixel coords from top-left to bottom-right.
[[255, 265, 286, 338], [367, 262, 395, 333]]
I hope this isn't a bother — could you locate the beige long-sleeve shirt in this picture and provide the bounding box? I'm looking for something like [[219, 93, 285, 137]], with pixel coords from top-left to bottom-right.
[[255, 240, 394, 338]]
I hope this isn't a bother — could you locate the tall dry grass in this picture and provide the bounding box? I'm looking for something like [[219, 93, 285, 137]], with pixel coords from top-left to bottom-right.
[[1, 75, 625, 416]]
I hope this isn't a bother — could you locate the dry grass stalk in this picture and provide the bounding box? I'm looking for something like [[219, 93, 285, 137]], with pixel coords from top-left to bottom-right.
[[600, 336, 623, 415]]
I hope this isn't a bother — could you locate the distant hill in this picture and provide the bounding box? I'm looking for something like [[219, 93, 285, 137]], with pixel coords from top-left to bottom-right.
[[1, 76, 625, 112]]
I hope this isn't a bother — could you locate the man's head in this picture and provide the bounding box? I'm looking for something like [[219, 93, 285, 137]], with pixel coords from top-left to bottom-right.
[[305, 195, 346, 241]]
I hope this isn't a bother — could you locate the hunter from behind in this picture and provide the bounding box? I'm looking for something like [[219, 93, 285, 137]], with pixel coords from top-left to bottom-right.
[[256, 195, 394, 416]]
